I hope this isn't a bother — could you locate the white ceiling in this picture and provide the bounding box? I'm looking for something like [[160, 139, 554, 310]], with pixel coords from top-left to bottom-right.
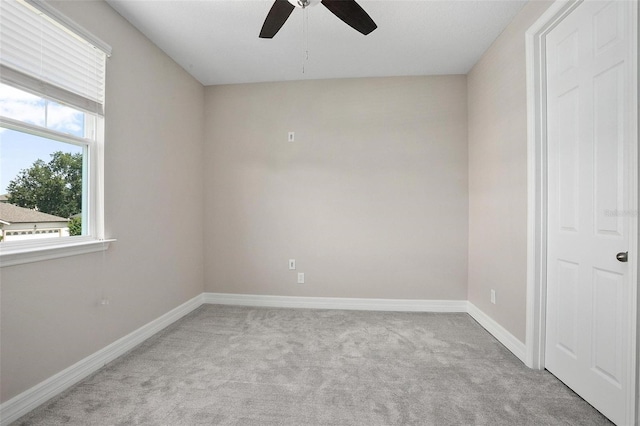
[[105, 0, 528, 86]]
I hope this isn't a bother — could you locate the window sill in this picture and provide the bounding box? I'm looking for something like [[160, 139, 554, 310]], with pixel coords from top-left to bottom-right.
[[0, 238, 115, 267]]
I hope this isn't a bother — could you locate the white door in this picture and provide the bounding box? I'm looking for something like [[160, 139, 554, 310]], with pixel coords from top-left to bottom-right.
[[545, 1, 636, 424]]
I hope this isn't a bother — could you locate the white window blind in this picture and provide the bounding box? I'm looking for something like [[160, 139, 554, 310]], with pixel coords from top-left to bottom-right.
[[0, 0, 110, 114]]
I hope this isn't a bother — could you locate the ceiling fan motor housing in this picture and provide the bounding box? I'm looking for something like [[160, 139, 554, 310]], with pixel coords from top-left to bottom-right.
[[288, 0, 320, 8]]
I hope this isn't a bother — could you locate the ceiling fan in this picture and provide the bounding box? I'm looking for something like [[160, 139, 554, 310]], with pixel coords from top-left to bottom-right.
[[259, 0, 377, 39]]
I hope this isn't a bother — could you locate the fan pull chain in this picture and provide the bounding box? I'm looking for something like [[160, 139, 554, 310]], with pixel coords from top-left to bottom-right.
[[302, 8, 309, 74]]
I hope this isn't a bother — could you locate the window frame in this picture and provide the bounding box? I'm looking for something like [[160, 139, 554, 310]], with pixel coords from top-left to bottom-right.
[[0, 1, 113, 267], [0, 103, 112, 268]]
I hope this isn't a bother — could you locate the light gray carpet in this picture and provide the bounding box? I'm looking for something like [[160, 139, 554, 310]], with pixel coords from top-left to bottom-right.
[[14, 305, 611, 425]]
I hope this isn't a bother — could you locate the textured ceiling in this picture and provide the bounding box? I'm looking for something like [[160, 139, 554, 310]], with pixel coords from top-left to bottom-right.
[[106, 0, 528, 86]]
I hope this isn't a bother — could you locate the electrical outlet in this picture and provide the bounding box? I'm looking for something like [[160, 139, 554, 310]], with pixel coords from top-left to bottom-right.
[[297, 272, 305, 284], [490, 289, 496, 304], [289, 259, 296, 270], [288, 132, 295, 142]]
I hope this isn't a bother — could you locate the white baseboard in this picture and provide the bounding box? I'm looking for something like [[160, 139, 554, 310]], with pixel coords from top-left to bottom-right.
[[203, 292, 469, 312], [0, 294, 204, 426], [467, 302, 526, 362], [205, 294, 526, 362], [1, 293, 526, 425]]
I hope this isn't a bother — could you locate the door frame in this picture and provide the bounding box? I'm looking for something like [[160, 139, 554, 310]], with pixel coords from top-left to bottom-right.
[[524, 0, 639, 424]]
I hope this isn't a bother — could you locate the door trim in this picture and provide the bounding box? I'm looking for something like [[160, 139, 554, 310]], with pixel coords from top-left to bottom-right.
[[524, 0, 638, 423]]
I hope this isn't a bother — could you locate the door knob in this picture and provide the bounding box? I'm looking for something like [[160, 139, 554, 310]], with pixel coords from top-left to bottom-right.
[[616, 252, 628, 262]]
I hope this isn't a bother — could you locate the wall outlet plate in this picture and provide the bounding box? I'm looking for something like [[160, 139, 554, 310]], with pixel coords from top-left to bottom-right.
[[297, 272, 305, 284]]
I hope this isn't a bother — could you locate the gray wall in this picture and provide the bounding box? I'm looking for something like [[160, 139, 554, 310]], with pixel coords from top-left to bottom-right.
[[467, 0, 552, 342], [0, 0, 205, 403], [203, 76, 468, 300]]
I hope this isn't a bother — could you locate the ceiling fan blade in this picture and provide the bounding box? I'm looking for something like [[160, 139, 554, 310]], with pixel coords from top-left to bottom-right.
[[259, 0, 296, 38], [321, 0, 377, 35]]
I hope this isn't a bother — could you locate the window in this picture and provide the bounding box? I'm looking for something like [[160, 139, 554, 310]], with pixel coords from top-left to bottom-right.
[[0, 0, 113, 267]]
